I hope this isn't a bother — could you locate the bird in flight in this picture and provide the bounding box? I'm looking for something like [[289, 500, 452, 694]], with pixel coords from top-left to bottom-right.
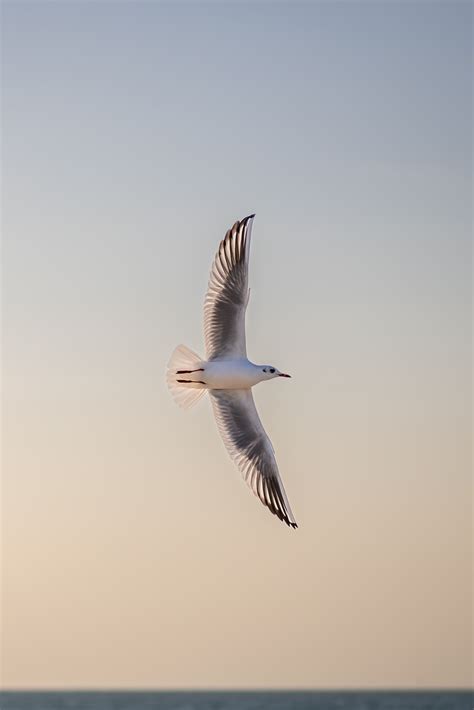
[[167, 215, 297, 528]]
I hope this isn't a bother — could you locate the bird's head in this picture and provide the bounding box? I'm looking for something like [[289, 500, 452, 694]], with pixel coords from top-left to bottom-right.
[[260, 366, 291, 381]]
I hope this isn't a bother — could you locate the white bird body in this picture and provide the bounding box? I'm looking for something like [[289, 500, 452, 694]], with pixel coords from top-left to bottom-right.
[[167, 215, 297, 528], [184, 358, 280, 390], [202, 359, 261, 389]]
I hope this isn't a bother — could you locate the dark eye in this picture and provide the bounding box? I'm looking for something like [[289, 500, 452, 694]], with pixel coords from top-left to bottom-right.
[[263, 368, 267, 373], [270, 368, 275, 374]]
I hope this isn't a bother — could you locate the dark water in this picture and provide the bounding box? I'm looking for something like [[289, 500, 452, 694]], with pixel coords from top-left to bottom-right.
[[0, 692, 472, 710]]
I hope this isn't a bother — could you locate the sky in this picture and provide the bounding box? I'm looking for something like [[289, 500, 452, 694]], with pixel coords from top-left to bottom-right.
[[1, 0, 472, 690]]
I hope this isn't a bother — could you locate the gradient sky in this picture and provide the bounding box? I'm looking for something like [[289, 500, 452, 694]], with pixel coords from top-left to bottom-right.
[[2, 0, 472, 690]]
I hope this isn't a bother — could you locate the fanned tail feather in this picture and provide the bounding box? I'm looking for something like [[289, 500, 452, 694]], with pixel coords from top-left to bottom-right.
[[166, 344, 207, 410]]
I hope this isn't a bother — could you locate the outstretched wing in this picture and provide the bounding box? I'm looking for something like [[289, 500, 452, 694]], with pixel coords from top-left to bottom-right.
[[210, 388, 297, 528], [204, 215, 254, 360]]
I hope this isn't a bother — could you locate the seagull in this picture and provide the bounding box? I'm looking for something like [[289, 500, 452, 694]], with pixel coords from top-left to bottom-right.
[[167, 215, 297, 529]]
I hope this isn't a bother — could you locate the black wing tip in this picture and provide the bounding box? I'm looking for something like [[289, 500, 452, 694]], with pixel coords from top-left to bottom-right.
[[238, 214, 255, 226], [287, 521, 298, 529]]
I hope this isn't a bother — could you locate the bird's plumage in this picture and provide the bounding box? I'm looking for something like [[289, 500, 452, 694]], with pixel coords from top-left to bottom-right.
[[204, 215, 253, 360], [210, 388, 297, 528], [167, 215, 297, 528]]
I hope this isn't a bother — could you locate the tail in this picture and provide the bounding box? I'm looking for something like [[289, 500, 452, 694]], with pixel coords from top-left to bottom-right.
[[166, 344, 207, 410]]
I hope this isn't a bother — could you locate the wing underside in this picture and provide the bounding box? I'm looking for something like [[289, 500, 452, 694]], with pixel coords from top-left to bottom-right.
[[210, 388, 297, 528], [204, 215, 254, 360]]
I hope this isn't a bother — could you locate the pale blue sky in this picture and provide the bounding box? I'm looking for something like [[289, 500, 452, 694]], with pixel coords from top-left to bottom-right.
[[2, 0, 472, 689]]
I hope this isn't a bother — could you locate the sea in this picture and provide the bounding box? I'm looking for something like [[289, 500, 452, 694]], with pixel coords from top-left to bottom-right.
[[0, 691, 472, 710]]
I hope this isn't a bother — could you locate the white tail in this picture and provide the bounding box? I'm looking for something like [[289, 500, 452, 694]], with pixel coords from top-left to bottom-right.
[[166, 344, 207, 410]]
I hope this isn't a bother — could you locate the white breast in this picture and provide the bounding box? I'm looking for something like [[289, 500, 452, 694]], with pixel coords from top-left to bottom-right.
[[204, 359, 261, 390]]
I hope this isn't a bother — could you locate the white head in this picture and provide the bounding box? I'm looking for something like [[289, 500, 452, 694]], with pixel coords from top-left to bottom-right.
[[259, 365, 291, 382]]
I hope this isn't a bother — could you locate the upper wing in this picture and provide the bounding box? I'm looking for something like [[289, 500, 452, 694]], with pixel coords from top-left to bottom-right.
[[210, 388, 297, 528], [204, 215, 254, 360]]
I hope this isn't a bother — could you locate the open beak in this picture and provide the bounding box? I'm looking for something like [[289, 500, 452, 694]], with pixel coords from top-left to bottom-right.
[[279, 373, 291, 378]]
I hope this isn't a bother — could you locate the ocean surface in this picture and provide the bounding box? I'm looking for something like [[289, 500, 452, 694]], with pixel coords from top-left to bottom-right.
[[0, 692, 472, 710]]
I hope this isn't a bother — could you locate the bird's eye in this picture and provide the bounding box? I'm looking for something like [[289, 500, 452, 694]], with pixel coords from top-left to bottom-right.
[[263, 368, 267, 373], [270, 368, 275, 374]]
